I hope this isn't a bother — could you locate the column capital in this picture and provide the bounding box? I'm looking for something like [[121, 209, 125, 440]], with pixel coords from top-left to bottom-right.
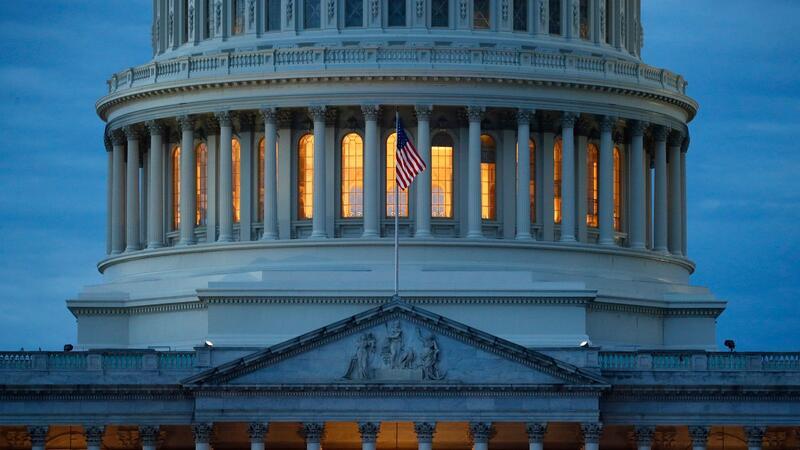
[[516, 109, 534, 125], [561, 112, 579, 128], [688, 426, 710, 446], [139, 426, 160, 447], [192, 423, 214, 444], [634, 425, 655, 447], [667, 129, 685, 147], [110, 129, 127, 146], [325, 107, 339, 126], [215, 110, 233, 126], [248, 422, 269, 442], [413, 422, 436, 443], [651, 124, 668, 142], [362, 104, 381, 121], [630, 119, 648, 136], [309, 105, 327, 121], [468, 422, 495, 444], [466, 105, 485, 122], [145, 120, 165, 136], [358, 422, 381, 443], [84, 425, 105, 447], [278, 110, 295, 128], [237, 112, 256, 132], [599, 115, 617, 132], [261, 107, 279, 124], [27, 426, 48, 447], [744, 426, 766, 447], [300, 422, 325, 443], [123, 124, 142, 140], [414, 105, 432, 120], [525, 422, 547, 443], [177, 115, 195, 131], [580, 422, 603, 444]]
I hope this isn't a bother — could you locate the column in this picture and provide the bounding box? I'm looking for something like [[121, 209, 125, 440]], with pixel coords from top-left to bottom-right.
[[580, 422, 603, 450], [239, 115, 255, 241], [688, 426, 709, 450], [681, 145, 688, 255], [301, 422, 325, 450], [111, 130, 126, 254], [516, 109, 533, 240], [362, 105, 381, 238], [542, 127, 555, 241], [261, 108, 279, 240], [124, 126, 141, 252], [598, 115, 615, 245], [248, 422, 269, 450], [192, 423, 213, 450], [467, 106, 484, 239], [277, 111, 294, 239], [358, 422, 380, 450], [178, 115, 196, 245], [526, 423, 546, 450], [139, 425, 159, 450], [310, 106, 328, 238], [667, 131, 683, 256], [414, 422, 436, 450], [634, 425, 655, 450], [84, 425, 105, 450], [146, 121, 165, 249], [653, 125, 668, 253], [27, 426, 48, 450], [469, 422, 495, 450], [576, 130, 588, 243], [560, 113, 577, 242], [216, 111, 234, 242], [744, 426, 765, 450], [414, 105, 433, 238], [628, 120, 646, 249], [645, 151, 653, 249], [106, 148, 112, 254]]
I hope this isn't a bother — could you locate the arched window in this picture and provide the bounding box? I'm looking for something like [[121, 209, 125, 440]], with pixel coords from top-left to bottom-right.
[[298, 134, 314, 219], [341, 133, 364, 218], [431, 0, 449, 27], [172, 146, 181, 230], [579, 0, 590, 39], [431, 132, 454, 218], [553, 137, 562, 224], [549, 0, 561, 35], [386, 133, 409, 217], [387, 0, 407, 27], [586, 143, 599, 227], [473, 0, 490, 29], [513, 0, 527, 31], [232, 138, 241, 223], [196, 143, 208, 226], [613, 146, 622, 232], [480, 134, 497, 220], [232, 0, 245, 35], [345, 0, 364, 27], [257, 137, 279, 222]]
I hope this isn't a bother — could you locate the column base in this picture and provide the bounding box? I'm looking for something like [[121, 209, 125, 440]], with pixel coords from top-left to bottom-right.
[[309, 232, 328, 239], [560, 236, 577, 243], [361, 231, 379, 239], [124, 245, 141, 253], [515, 233, 533, 241], [260, 233, 278, 241], [467, 232, 484, 239], [414, 230, 432, 239], [599, 238, 615, 246], [176, 239, 196, 246], [217, 235, 234, 243], [145, 243, 164, 250]]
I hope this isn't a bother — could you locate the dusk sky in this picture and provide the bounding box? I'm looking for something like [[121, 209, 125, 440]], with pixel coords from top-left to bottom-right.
[[0, 1, 797, 351]]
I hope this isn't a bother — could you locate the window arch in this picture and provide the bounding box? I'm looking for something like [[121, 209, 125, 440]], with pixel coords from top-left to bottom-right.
[[258, 137, 279, 222], [172, 146, 181, 230], [341, 133, 364, 218], [298, 134, 314, 219], [613, 146, 622, 232], [553, 137, 562, 224], [232, 138, 241, 223], [196, 143, 208, 226], [586, 143, 599, 227], [386, 133, 409, 217], [431, 132, 454, 218], [480, 134, 497, 220]]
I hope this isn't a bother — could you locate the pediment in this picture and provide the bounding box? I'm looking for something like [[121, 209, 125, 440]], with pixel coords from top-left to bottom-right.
[[183, 301, 606, 387]]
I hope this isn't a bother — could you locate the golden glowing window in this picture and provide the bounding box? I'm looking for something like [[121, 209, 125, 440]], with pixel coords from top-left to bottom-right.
[[172, 146, 181, 230], [341, 133, 364, 218], [298, 134, 314, 220], [613, 146, 622, 232], [196, 143, 208, 226], [586, 143, 599, 227], [386, 133, 409, 218], [258, 137, 279, 222], [431, 132, 454, 218], [553, 137, 562, 224], [480, 134, 497, 220], [232, 138, 241, 223]]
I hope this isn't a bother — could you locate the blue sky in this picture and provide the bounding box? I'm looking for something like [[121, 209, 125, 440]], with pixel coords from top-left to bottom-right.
[[0, 1, 797, 351]]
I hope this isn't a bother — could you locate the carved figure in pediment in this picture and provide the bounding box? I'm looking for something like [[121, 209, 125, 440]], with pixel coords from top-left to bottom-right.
[[417, 328, 445, 380], [344, 332, 376, 380], [382, 321, 415, 369]]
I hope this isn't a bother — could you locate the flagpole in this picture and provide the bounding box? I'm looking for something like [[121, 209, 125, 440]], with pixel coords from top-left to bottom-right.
[[394, 109, 400, 299]]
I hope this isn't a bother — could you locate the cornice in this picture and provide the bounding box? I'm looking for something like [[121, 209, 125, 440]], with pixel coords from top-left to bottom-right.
[[191, 384, 606, 397], [0, 386, 191, 401], [588, 302, 724, 318], [605, 385, 800, 402]]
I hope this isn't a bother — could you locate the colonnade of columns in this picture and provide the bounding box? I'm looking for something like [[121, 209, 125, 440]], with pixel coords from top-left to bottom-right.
[[106, 106, 688, 259]]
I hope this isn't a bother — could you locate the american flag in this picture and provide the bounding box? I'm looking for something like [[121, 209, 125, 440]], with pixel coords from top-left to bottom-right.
[[395, 118, 426, 190]]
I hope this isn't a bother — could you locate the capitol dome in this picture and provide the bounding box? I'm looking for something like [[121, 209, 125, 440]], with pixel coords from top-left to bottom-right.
[[75, 0, 719, 351]]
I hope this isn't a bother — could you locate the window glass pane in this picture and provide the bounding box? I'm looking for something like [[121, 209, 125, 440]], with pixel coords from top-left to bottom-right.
[[196, 143, 208, 226], [266, 0, 282, 30], [233, 0, 245, 34], [298, 134, 314, 219], [304, 0, 321, 29], [513, 0, 527, 31], [586, 143, 598, 227], [431, 133, 453, 218], [183, 0, 190, 42], [386, 133, 409, 217], [553, 137, 562, 224], [548, 0, 560, 35], [341, 133, 364, 218], [172, 146, 181, 230], [613, 146, 622, 231], [345, 0, 364, 26], [473, 0, 490, 29], [204, 0, 211, 38], [480, 134, 496, 220], [579, 0, 589, 39], [431, 0, 449, 27], [387, 0, 406, 27], [605, 0, 612, 43], [232, 139, 241, 223]]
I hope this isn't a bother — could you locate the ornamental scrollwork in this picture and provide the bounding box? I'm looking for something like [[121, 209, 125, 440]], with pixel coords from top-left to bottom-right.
[[460, 0, 467, 20], [168, 11, 174, 45], [501, 0, 508, 22], [286, 0, 294, 24], [539, 1, 545, 28], [188, 2, 195, 37], [371, 0, 379, 19], [572, 1, 579, 35], [249, 0, 256, 28], [215, 0, 223, 35], [416, 0, 424, 18], [328, 0, 335, 19]]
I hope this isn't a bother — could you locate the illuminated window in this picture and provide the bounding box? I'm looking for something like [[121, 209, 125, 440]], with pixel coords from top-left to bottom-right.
[[232, 0, 245, 35], [586, 143, 599, 227], [549, 0, 561, 35], [431, 132, 454, 218], [473, 0, 490, 29], [614, 146, 622, 231], [553, 137, 562, 224], [258, 137, 279, 222], [196, 143, 208, 226], [386, 133, 409, 217], [579, 0, 590, 39], [513, 0, 527, 31], [431, 0, 449, 27], [341, 133, 364, 218], [480, 134, 497, 220], [172, 146, 181, 230], [232, 138, 241, 223], [298, 134, 314, 219]]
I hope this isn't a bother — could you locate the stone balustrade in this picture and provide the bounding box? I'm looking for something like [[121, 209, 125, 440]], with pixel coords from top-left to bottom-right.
[[599, 351, 800, 371]]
